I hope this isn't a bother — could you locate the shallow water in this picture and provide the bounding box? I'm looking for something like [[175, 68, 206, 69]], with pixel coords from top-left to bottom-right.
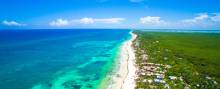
[[0, 29, 130, 89]]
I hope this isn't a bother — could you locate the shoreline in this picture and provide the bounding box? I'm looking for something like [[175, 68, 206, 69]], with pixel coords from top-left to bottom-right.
[[122, 31, 137, 89], [108, 31, 137, 89]]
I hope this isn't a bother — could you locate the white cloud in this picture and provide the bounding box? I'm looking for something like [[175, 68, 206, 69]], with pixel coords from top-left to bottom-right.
[[140, 16, 165, 25], [76, 17, 125, 24], [211, 13, 220, 22], [2, 20, 26, 26], [94, 18, 125, 23], [179, 13, 220, 29], [49, 18, 69, 26], [195, 14, 209, 20], [182, 13, 209, 23], [49, 17, 125, 26], [78, 18, 95, 24]]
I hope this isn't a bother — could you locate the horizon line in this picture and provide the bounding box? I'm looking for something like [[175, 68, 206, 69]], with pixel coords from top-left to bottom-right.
[[0, 28, 220, 31]]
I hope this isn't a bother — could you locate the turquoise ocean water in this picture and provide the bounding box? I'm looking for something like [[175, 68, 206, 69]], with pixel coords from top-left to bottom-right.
[[0, 29, 131, 89]]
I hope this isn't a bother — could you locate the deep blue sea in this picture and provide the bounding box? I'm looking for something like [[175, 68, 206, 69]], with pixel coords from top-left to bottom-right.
[[0, 29, 131, 89]]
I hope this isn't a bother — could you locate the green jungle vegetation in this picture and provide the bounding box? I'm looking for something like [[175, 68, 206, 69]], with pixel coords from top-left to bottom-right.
[[134, 31, 220, 89]]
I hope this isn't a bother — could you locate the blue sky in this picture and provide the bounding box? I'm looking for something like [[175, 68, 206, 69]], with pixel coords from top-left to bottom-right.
[[0, 0, 220, 29]]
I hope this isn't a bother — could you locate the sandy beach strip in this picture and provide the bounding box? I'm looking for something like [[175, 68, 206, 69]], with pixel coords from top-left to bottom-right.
[[108, 31, 137, 89]]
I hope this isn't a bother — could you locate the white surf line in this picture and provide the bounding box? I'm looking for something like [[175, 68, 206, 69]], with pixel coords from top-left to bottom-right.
[[107, 31, 137, 89], [107, 34, 130, 89], [122, 31, 137, 89]]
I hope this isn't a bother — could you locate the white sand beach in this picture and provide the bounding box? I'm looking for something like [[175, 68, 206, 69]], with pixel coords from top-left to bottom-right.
[[108, 31, 137, 89]]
